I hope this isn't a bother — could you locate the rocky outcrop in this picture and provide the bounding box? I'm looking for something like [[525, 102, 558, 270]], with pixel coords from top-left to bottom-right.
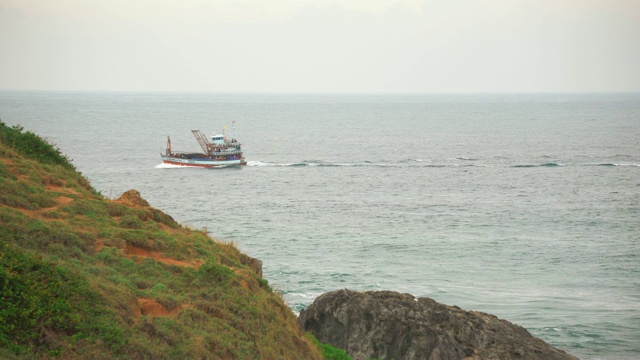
[[299, 290, 578, 360], [113, 189, 179, 228], [239, 252, 263, 277], [115, 189, 150, 207]]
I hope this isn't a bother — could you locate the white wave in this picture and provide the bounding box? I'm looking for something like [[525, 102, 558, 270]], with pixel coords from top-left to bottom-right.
[[155, 163, 185, 169], [246, 160, 270, 167], [333, 163, 355, 167], [286, 292, 313, 298]]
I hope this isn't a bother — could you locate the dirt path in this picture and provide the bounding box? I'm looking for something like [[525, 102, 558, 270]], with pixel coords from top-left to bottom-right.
[[17, 195, 74, 219], [123, 244, 203, 268], [135, 298, 192, 318]]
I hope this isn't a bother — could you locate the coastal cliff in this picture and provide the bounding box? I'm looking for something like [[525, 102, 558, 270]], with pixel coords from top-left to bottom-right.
[[299, 289, 578, 360], [0, 122, 322, 359]]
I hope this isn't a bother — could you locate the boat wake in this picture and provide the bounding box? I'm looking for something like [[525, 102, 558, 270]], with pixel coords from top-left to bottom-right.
[[247, 160, 402, 168], [246, 159, 477, 168], [155, 163, 184, 169], [227, 160, 639, 169]]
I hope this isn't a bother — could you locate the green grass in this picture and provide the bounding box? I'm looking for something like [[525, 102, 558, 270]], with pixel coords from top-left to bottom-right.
[[0, 242, 126, 355], [0, 176, 57, 210], [306, 334, 353, 360]]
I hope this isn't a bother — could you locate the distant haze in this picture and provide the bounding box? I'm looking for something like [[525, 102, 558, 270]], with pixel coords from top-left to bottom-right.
[[1, 0, 638, 93]]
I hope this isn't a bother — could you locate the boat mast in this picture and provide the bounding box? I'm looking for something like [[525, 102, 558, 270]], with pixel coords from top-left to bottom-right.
[[191, 130, 214, 155], [231, 120, 236, 141]]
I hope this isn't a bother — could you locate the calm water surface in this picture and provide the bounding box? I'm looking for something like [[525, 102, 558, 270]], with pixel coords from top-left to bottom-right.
[[1, 92, 639, 360]]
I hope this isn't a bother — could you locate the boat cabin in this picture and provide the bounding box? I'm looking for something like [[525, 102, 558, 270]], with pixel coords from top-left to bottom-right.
[[210, 134, 225, 145]]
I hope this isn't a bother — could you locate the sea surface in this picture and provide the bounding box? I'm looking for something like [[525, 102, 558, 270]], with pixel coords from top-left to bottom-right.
[[1, 91, 639, 359]]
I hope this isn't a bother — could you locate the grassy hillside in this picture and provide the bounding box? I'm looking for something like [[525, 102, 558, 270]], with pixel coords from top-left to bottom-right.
[[0, 121, 329, 359]]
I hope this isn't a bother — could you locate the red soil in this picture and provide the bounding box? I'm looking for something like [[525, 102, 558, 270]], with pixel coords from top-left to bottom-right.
[[123, 244, 203, 269]]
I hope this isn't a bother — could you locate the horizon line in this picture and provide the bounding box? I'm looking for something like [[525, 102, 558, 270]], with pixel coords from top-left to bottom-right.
[[1, 89, 639, 96]]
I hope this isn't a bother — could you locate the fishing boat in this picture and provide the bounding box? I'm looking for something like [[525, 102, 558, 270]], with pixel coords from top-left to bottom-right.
[[160, 129, 246, 168]]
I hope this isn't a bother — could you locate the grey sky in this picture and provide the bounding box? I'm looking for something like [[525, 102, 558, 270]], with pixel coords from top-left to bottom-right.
[[1, 0, 638, 93]]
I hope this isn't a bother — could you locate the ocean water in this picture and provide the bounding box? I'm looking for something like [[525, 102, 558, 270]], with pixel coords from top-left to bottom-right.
[[1, 92, 639, 359]]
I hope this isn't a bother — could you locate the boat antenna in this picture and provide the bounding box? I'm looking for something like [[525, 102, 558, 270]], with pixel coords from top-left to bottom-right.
[[232, 120, 236, 140]]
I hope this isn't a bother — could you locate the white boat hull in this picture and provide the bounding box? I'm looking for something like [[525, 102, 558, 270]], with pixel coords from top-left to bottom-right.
[[161, 155, 246, 168]]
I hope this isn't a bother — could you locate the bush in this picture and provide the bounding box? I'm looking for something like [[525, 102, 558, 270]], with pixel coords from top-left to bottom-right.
[[0, 162, 16, 180], [62, 199, 107, 220], [120, 215, 143, 229], [94, 247, 121, 265], [105, 202, 126, 217], [194, 262, 234, 286], [0, 122, 75, 170]]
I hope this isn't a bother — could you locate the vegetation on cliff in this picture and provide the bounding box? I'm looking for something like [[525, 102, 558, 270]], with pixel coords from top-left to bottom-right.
[[0, 121, 325, 359]]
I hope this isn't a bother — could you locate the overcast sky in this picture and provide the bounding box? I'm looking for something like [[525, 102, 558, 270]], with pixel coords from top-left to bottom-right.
[[1, 0, 638, 93]]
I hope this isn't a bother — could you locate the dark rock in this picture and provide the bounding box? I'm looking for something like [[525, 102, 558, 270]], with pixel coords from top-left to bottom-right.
[[299, 289, 578, 360]]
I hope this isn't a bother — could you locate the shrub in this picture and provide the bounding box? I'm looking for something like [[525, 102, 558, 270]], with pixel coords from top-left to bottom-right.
[[118, 229, 151, 249], [0, 122, 75, 170], [194, 262, 234, 286], [151, 283, 169, 295], [105, 202, 126, 217], [62, 198, 107, 219], [0, 162, 16, 180], [94, 247, 121, 265], [258, 278, 271, 290], [120, 215, 142, 229]]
